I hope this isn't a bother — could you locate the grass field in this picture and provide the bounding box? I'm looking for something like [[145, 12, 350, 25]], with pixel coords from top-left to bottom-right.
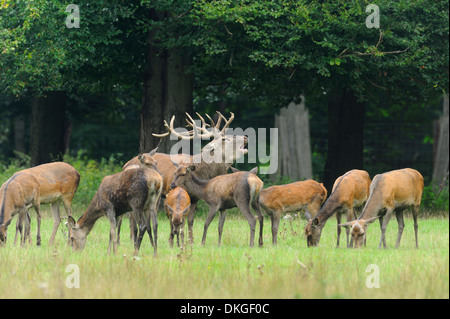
[[0, 206, 448, 299]]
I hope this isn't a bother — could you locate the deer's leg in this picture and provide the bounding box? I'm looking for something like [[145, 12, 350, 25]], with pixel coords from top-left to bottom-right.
[[149, 206, 158, 257], [412, 205, 419, 248], [238, 203, 257, 247], [187, 202, 198, 245], [378, 209, 393, 249], [395, 209, 405, 248], [217, 210, 227, 247], [49, 202, 61, 245], [346, 209, 355, 248], [169, 221, 175, 248], [106, 210, 117, 254], [21, 210, 32, 246], [180, 221, 186, 249], [129, 213, 138, 244], [336, 212, 342, 248], [133, 212, 147, 256], [202, 205, 219, 246], [14, 210, 25, 246], [271, 211, 281, 246], [32, 204, 42, 246], [116, 215, 123, 246], [252, 200, 264, 247]]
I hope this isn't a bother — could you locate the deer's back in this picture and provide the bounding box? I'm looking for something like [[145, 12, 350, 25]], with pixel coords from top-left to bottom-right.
[[260, 180, 326, 212], [331, 170, 371, 208]]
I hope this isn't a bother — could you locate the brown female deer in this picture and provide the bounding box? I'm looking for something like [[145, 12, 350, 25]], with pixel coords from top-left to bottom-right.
[[171, 162, 264, 247], [117, 149, 159, 244], [0, 162, 80, 246], [258, 179, 327, 245], [67, 164, 163, 256], [124, 112, 248, 245], [305, 169, 371, 247], [339, 168, 424, 248], [164, 187, 191, 248]]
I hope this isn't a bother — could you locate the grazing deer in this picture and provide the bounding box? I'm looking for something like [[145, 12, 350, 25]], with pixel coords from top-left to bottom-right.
[[0, 162, 80, 246], [258, 180, 327, 245], [339, 168, 424, 249], [67, 164, 163, 256], [171, 163, 264, 247], [305, 169, 371, 247], [124, 112, 248, 244], [164, 187, 191, 248]]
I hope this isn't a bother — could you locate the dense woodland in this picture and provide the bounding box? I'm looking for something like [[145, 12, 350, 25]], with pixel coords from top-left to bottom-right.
[[0, 1, 448, 206]]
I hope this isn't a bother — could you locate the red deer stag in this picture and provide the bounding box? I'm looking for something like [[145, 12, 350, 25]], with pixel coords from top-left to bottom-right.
[[258, 179, 327, 245], [67, 163, 163, 256], [164, 187, 191, 248], [171, 163, 264, 247], [123, 112, 248, 244], [339, 168, 424, 248], [305, 169, 371, 247], [0, 162, 80, 246]]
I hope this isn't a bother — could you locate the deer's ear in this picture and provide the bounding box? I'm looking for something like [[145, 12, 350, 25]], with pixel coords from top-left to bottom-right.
[[67, 216, 76, 228], [171, 159, 180, 168], [230, 167, 240, 173], [138, 154, 143, 160], [363, 216, 380, 225], [187, 165, 196, 172], [249, 167, 258, 175], [338, 221, 353, 229]]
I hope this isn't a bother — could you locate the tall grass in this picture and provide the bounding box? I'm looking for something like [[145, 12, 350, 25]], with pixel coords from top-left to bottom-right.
[[0, 212, 448, 299], [0, 156, 448, 299]]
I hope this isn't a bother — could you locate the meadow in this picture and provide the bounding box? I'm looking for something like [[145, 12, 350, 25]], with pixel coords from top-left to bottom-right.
[[0, 207, 448, 299], [0, 157, 448, 299]]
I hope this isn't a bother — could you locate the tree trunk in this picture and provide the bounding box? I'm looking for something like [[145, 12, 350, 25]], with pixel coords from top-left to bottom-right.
[[30, 91, 67, 166], [140, 10, 193, 155], [432, 93, 449, 185], [322, 88, 365, 194]]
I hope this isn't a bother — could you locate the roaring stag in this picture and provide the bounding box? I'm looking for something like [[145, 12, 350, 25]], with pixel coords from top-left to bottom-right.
[[123, 112, 248, 244]]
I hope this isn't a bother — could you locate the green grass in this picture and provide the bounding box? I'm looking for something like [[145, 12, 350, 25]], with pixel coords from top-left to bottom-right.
[[0, 207, 448, 299]]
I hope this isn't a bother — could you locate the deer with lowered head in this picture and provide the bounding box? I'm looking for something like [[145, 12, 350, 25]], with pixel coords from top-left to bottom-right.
[[258, 179, 327, 245], [123, 112, 248, 245], [0, 162, 80, 246], [171, 162, 264, 247], [305, 169, 371, 247], [164, 187, 191, 248], [339, 168, 424, 249], [67, 154, 163, 256]]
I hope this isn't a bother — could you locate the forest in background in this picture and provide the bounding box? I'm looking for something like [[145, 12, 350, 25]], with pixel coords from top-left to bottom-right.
[[0, 0, 448, 210]]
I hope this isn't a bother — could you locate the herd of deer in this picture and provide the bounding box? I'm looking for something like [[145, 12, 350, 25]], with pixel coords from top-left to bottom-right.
[[0, 112, 425, 257]]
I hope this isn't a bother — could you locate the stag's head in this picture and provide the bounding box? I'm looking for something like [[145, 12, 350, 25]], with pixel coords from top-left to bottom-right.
[[153, 112, 248, 165]]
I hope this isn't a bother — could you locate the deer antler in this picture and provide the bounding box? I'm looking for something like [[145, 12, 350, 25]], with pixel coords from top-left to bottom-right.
[[152, 112, 235, 140]]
